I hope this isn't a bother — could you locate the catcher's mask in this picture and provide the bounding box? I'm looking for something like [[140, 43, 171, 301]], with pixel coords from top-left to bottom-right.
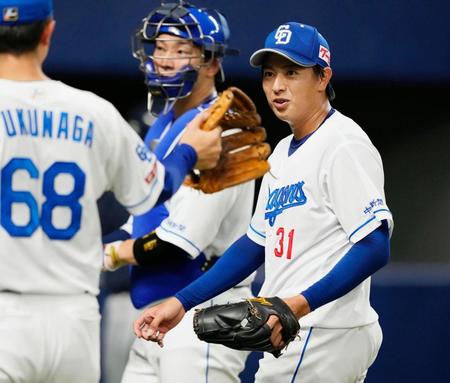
[[132, 1, 238, 115]]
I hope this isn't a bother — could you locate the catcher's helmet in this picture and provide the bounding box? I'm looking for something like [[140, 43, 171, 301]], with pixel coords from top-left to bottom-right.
[[132, 1, 238, 115]]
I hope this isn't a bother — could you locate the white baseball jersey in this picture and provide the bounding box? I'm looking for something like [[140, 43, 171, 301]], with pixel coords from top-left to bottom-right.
[[149, 103, 255, 265], [153, 106, 255, 277], [247, 110, 393, 328], [157, 182, 254, 260], [132, 101, 255, 269], [0, 79, 165, 296]]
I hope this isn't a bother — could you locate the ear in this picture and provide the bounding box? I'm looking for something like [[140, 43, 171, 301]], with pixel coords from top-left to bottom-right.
[[318, 67, 332, 92], [204, 58, 221, 79], [40, 20, 56, 47]]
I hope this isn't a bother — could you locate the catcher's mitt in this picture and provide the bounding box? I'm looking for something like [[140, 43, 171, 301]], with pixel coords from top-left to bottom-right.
[[184, 87, 271, 193], [193, 297, 300, 358]]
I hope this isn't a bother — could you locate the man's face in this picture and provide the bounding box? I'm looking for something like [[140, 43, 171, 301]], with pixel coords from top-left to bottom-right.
[[262, 54, 323, 127], [153, 33, 203, 77]]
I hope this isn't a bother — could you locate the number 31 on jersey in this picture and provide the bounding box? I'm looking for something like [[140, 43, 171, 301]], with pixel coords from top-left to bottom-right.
[[274, 227, 295, 260]]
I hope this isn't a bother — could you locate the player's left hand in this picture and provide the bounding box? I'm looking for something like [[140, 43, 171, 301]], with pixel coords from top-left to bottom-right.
[[283, 295, 311, 319], [267, 295, 311, 349], [267, 315, 285, 349], [193, 296, 300, 357]]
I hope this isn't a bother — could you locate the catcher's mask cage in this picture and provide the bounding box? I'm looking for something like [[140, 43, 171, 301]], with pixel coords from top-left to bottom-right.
[[132, 1, 239, 115]]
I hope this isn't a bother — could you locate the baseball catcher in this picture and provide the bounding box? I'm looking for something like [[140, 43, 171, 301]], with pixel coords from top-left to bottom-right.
[[193, 297, 300, 357], [185, 86, 271, 193]]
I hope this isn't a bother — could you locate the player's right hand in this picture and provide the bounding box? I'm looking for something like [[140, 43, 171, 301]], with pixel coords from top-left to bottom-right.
[[179, 111, 222, 170], [134, 297, 186, 347], [103, 241, 127, 271], [102, 239, 137, 271]]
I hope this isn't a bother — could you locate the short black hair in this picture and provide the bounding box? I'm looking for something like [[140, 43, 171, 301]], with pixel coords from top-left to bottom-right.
[[0, 18, 49, 54], [313, 65, 335, 101]]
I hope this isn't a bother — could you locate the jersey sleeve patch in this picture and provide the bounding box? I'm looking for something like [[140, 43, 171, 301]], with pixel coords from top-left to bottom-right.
[[348, 208, 393, 243]]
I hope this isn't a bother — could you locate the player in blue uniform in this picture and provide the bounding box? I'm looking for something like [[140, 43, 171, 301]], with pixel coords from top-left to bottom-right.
[[103, 2, 254, 382]]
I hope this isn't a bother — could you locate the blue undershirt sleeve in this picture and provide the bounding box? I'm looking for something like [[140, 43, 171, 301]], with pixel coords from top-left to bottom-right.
[[156, 143, 197, 205], [175, 234, 265, 311], [102, 229, 131, 244], [301, 220, 390, 311]]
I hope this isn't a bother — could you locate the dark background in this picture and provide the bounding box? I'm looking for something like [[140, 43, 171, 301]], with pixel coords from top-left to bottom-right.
[[45, 1, 449, 382]]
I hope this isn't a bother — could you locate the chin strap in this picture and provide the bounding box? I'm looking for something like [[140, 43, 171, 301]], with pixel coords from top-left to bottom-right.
[[148, 93, 174, 116]]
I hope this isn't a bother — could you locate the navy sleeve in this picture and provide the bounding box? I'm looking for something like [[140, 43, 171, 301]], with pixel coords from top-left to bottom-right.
[[131, 204, 169, 239], [301, 220, 390, 311], [175, 235, 265, 311], [156, 143, 197, 205], [102, 229, 131, 244]]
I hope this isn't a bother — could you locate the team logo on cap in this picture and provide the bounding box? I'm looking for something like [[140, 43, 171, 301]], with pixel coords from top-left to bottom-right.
[[274, 25, 292, 45], [319, 45, 331, 66], [2, 7, 19, 22]]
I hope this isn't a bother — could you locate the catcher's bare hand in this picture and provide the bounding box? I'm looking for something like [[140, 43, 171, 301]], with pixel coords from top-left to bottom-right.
[[102, 239, 137, 271], [179, 111, 222, 170], [134, 297, 186, 347], [103, 241, 126, 271]]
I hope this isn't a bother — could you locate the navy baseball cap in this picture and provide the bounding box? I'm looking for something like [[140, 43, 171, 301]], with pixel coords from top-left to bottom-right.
[[0, 0, 53, 25], [250, 22, 331, 68]]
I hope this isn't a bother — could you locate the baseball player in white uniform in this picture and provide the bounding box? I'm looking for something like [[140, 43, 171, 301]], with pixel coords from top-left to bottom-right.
[[133, 21, 394, 383], [102, 2, 254, 383], [0, 1, 222, 382]]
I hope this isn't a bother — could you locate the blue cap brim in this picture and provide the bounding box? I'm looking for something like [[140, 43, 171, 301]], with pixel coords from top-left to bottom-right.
[[250, 48, 317, 68], [0, 0, 53, 25]]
